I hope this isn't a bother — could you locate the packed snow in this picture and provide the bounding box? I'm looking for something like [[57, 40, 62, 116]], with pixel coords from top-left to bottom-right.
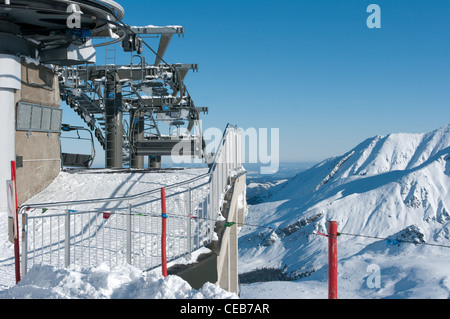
[[239, 125, 450, 299], [0, 261, 237, 299], [25, 167, 209, 205]]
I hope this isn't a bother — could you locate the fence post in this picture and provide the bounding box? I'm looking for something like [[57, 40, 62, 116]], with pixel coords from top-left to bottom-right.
[[127, 203, 132, 265], [328, 221, 338, 299], [186, 186, 192, 260], [21, 212, 28, 279], [65, 208, 70, 268], [161, 187, 168, 277]]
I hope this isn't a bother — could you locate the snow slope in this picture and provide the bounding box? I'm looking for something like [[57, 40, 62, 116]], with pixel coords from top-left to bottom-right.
[[239, 125, 450, 298], [25, 168, 209, 205]]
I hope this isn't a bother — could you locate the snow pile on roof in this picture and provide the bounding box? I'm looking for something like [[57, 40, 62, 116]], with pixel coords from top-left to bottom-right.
[[0, 263, 237, 299]]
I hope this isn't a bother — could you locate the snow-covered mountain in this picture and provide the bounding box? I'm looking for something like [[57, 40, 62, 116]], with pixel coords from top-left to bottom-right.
[[239, 125, 450, 298]]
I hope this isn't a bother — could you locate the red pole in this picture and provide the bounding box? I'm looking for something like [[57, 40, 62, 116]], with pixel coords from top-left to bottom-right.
[[11, 161, 21, 284], [161, 187, 168, 278], [328, 221, 338, 299]]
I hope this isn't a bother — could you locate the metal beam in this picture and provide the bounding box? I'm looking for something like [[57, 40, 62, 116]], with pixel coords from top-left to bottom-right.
[[128, 25, 184, 36], [79, 64, 199, 83], [155, 34, 173, 66], [135, 139, 200, 157]]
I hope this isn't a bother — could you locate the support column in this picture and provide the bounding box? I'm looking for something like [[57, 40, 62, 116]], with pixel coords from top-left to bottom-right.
[[0, 54, 21, 213], [149, 155, 162, 168], [229, 204, 238, 293], [130, 111, 144, 169], [105, 71, 123, 168]]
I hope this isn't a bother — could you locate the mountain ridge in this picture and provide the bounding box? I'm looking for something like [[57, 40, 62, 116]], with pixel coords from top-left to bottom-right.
[[238, 125, 450, 298]]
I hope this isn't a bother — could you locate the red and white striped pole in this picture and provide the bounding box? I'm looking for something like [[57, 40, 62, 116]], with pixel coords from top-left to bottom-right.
[[328, 221, 338, 299], [161, 187, 168, 278]]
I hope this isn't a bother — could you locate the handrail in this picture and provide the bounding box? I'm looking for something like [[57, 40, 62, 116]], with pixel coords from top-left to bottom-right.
[[19, 172, 209, 211], [207, 123, 238, 174], [19, 123, 241, 213]]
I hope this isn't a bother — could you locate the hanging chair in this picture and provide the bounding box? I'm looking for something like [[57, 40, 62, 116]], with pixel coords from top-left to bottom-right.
[[61, 124, 96, 168]]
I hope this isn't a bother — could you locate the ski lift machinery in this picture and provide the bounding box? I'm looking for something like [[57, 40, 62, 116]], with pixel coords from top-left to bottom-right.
[[1, 0, 209, 168], [86, 22, 209, 167], [0, 0, 127, 63], [58, 1, 208, 167]]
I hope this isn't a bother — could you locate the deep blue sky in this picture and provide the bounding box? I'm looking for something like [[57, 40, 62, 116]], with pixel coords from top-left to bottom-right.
[[62, 0, 450, 164]]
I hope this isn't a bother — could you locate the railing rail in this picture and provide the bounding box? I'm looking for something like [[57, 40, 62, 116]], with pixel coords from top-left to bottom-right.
[[19, 124, 243, 277]]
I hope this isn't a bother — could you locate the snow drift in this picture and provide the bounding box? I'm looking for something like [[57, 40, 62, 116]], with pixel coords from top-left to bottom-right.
[[239, 125, 450, 298], [0, 262, 237, 299]]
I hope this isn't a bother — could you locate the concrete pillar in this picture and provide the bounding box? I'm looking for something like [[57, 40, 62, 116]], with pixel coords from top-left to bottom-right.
[[215, 173, 246, 294], [229, 210, 238, 293], [105, 72, 123, 168], [0, 54, 21, 213]]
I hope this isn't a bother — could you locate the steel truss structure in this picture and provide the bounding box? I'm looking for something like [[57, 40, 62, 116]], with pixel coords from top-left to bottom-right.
[[1, 0, 209, 168]]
